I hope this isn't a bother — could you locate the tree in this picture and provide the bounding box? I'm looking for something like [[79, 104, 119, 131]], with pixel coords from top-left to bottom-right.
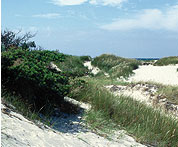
[[1, 29, 36, 51]]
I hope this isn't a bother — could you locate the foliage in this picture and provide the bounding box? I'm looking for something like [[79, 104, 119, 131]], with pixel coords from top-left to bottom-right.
[[80, 55, 92, 62], [1, 48, 69, 112], [154, 56, 178, 66], [109, 62, 138, 78], [1, 29, 36, 51], [91, 54, 140, 78], [68, 78, 87, 101], [55, 55, 90, 78]]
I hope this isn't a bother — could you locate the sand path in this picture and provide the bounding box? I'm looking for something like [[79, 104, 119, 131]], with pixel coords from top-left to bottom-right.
[[1, 101, 144, 147]]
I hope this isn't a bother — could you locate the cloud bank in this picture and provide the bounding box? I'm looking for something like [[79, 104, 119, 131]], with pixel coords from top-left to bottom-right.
[[100, 5, 178, 31]]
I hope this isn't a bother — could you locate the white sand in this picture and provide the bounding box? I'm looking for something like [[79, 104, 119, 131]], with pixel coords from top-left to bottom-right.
[[1, 102, 145, 147], [84, 61, 100, 75], [105, 85, 153, 105], [128, 65, 178, 86]]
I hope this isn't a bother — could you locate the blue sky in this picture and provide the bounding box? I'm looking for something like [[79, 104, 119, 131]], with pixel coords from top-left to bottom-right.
[[2, 0, 178, 58]]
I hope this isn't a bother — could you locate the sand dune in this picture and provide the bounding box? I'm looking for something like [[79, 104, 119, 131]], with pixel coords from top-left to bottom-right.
[[128, 65, 178, 86]]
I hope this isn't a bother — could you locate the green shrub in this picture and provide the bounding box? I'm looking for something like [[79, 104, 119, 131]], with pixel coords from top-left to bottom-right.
[[80, 55, 92, 62], [1, 48, 70, 112], [154, 56, 178, 66], [55, 55, 89, 78]]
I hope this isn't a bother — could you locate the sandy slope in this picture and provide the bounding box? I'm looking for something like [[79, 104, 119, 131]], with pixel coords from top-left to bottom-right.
[[128, 65, 178, 86], [84, 61, 100, 75], [1, 102, 144, 147]]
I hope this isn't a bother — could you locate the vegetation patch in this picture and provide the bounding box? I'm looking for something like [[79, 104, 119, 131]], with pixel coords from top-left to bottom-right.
[[80, 55, 92, 62], [134, 81, 178, 105], [2, 48, 70, 113], [157, 85, 178, 105], [154, 56, 178, 66], [91, 54, 140, 78], [69, 78, 178, 146], [55, 55, 90, 78]]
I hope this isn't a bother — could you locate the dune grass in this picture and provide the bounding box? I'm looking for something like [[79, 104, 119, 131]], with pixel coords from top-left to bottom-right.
[[2, 85, 81, 127], [92, 54, 139, 71], [157, 85, 178, 105], [1, 88, 41, 121], [91, 54, 140, 78], [154, 56, 178, 66], [69, 78, 178, 146]]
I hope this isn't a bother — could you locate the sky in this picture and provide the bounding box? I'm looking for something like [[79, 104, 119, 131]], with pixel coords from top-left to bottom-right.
[[2, 0, 178, 58]]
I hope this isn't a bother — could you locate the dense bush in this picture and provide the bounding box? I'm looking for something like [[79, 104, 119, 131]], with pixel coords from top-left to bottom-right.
[[55, 55, 90, 78], [154, 56, 178, 66], [2, 48, 70, 112]]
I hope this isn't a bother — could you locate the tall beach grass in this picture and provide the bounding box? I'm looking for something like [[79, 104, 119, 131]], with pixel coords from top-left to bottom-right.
[[69, 78, 178, 146]]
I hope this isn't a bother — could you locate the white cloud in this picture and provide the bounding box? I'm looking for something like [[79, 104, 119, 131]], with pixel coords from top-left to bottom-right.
[[32, 13, 60, 19], [100, 5, 178, 31], [90, 0, 127, 7], [50, 0, 126, 6], [51, 0, 87, 6]]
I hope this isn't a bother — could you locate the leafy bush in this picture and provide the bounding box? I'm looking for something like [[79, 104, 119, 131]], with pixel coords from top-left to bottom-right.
[[55, 55, 90, 78], [154, 56, 178, 66], [2, 48, 70, 112]]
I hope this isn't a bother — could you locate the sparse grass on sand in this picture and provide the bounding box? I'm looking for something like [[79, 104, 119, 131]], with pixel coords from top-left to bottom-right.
[[157, 85, 178, 105], [154, 56, 178, 66], [69, 77, 178, 147], [131, 81, 178, 105]]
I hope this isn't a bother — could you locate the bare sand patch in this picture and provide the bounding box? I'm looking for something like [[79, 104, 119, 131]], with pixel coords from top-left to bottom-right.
[[128, 65, 178, 86]]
